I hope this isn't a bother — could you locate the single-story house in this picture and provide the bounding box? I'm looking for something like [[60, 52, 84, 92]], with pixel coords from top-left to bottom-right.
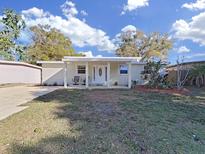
[[37, 56, 145, 89]]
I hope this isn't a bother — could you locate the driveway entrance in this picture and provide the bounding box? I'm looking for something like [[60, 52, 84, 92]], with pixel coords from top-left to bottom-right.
[[0, 85, 60, 120]]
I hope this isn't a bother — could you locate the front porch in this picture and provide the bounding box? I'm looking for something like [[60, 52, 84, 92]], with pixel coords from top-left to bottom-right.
[[63, 58, 133, 89]]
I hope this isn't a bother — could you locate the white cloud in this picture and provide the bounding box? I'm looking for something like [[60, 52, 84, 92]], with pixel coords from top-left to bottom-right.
[[172, 12, 205, 46], [82, 18, 86, 23], [80, 10, 88, 16], [113, 25, 138, 45], [21, 2, 116, 52], [185, 53, 205, 59], [96, 55, 103, 57], [122, 0, 149, 14], [61, 1, 78, 17], [80, 51, 102, 57], [121, 25, 137, 32], [22, 7, 49, 18], [182, 0, 205, 11], [175, 46, 190, 53]]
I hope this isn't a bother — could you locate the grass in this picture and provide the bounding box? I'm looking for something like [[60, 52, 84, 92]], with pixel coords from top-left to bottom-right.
[[0, 88, 205, 153]]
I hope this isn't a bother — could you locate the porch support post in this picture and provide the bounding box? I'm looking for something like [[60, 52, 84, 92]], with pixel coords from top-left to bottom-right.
[[128, 62, 132, 89], [86, 62, 89, 88], [64, 61, 68, 88], [107, 62, 111, 88]]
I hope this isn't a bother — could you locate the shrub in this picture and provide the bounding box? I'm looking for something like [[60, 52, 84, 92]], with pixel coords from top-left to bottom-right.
[[43, 83, 48, 86], [141, 61, 172, 88], [114, 81, 118, 86], [53, 82, 58, 86]]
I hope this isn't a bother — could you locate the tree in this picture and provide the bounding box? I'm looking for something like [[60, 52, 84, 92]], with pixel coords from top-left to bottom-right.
[[116, 30, 172, 62], [141, 61, 169, 88], [116, 30, 142, 57], [189, 64, 205, 87], [0, 9, 25, 60], [176, 57, 190, 89], [27, 25, 80, 64], [142, 32, 172, 62]]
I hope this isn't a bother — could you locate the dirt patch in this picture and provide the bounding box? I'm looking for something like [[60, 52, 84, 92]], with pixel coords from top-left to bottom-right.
[[135, 85, 190, 95], [84, 90, 124, 121], [86, 90, 138, 104], [86, 90, 121, 103]]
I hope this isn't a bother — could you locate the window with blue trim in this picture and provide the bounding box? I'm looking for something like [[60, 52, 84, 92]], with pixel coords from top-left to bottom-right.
[[120, 65, 128, 74]]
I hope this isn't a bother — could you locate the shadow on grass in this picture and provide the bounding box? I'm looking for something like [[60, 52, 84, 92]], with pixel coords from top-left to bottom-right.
[[9, 89, 205, 153], [11, 135, 79, 154], [9, 89, 131, 153]]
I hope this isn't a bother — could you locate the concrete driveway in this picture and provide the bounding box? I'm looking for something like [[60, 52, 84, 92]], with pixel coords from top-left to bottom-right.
[[0, 85, 60, 121]]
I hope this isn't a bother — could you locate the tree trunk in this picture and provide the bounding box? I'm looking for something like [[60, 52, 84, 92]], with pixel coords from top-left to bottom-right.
[[190, 77, 194, 86], [196, 76, 200, 88], [201, 75, 204, 86], [203, 75, 205, 87]]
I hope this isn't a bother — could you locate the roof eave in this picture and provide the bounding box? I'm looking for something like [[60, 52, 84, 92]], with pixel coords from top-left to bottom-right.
[[62, 56, 142, 62], [37, 61, 64, 64]]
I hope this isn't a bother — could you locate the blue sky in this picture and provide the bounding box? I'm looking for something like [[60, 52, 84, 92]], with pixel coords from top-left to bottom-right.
[[0, 0, 205, 63]]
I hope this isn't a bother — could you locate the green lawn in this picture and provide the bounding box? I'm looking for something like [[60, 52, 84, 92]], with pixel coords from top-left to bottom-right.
[[0, 88, 205, 153]]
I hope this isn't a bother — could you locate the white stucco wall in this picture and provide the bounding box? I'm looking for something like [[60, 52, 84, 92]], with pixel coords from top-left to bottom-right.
[[0, 61, 41, 84], [42, 63, 64, 85], [110, 62, 120, 85], [131, 64, 145, 84], [42, 62, 87, 86], [112, 63, 145, 86]]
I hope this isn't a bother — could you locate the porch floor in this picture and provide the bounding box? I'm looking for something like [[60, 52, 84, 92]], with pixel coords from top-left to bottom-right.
[[89, 86, 129, 89], [65, 85, 129, 89]]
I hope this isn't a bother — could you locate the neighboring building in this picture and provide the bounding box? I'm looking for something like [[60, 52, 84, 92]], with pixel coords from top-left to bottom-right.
[[38, 56, 145, 89], [166, 61, 205, 86], [0, 60, 42, 85], [167, 61, 205, 71]]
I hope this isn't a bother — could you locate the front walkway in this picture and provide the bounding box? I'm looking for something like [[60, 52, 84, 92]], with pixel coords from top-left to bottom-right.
[[0, 85, 60, 121]]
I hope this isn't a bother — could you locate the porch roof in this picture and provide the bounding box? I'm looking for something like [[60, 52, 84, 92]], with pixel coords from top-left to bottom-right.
[[62, 56, 142, 63]]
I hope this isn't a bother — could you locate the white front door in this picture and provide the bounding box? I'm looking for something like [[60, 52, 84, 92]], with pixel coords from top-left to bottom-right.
[[93, 65, 106, 85]]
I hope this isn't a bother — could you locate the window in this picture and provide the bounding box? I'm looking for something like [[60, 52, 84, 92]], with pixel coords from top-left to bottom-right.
[[120, 65, 128, 74], [99, 68, 102, 76], [77, 65, 86, 74]]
